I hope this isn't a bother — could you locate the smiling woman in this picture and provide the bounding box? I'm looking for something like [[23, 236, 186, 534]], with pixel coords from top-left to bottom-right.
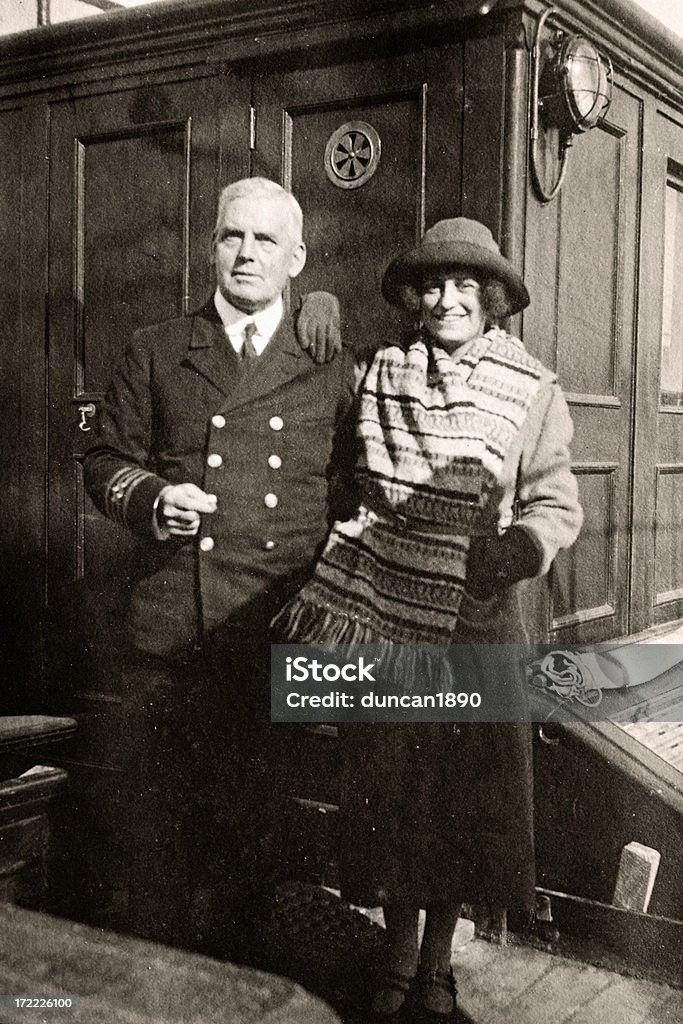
[[273, 216, 583, 1021], [420, 274, 486, 349]]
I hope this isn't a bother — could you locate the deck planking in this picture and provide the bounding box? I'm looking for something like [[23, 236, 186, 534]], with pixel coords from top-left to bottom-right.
[[453, 939, 683, 1024]]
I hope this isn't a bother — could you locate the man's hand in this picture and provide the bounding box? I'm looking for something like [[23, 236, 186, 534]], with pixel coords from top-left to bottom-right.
[[157, 483, 217, 536], [296, 291, 342, 363]]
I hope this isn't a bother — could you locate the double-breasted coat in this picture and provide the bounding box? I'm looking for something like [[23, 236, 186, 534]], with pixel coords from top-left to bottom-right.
[[82, 299, 356, 946], [84, 299, 357, 660]]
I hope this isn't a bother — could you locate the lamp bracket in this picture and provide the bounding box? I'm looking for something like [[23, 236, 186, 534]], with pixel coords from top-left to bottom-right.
[[530, 8, 568, 203], [529, 7, 612, 204]]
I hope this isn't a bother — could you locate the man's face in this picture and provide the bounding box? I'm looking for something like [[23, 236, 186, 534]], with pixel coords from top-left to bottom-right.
[[214, 195, 306, 313]]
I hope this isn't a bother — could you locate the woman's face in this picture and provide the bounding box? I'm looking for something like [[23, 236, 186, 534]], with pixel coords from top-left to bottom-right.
[[420, 270, 486, 351]]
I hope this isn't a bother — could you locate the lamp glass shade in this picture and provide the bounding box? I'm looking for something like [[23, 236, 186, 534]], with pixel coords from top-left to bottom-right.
[[562, 37, 612, 131]]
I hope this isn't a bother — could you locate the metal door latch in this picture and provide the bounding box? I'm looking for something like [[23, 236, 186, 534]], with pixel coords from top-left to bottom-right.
[[77, 402, 96, 432]]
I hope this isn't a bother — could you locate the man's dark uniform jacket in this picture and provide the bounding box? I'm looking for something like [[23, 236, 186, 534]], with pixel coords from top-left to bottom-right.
[[83, 299, 357, 660], [83, 298, 356, 949]]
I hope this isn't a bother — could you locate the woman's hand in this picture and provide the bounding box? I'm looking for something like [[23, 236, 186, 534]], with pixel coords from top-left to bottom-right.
[[465, 527, 542, 601]]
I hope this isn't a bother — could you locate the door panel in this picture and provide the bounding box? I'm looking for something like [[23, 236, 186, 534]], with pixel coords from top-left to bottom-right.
[[253, 44, 463, 361], [80, 125, 188, 391], [250, 42, 465, 880], [0, 106, 38, 708], [47, 76, 250, 699], [524, 83, 642, 643], [635, 106, 683, 629]]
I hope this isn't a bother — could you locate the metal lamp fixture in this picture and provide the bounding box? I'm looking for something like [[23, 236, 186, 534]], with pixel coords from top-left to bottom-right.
[[530, 7, 613, 203]]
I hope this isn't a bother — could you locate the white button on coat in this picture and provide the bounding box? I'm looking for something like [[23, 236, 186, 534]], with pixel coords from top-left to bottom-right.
[[264, 493, 278, 508], [268, 454, 282, 470], [212, 415, 226, 428], [207, 453, 223, 468], [199, 537, 214, 552], [269, 416, 284, 431]]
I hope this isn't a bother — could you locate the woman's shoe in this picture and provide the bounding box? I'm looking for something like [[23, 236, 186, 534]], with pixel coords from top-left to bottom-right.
[[414, 966, 457, 1021], [370, 969, 415, 1020]]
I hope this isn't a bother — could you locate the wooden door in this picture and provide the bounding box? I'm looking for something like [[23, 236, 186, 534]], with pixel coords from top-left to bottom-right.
[[632, 104, 683, 632], [251, 42, 464, 823], [252, 43, 464, 362], [524, 81, 642, 644], [46, 75, 250, 706], [45, 73, 249, 918]]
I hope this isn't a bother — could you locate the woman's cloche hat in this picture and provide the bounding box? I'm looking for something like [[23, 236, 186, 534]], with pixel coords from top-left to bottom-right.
[[382, 217, 530, 315]]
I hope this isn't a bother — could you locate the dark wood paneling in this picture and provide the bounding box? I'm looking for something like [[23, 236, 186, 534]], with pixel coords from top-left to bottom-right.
[[73, 120, 191, 600], [522, 192, 560, 372], [0, 763, 69, 910], [552, 465, 619, 631], [0, 106, 25, 707], [654, 466, 683, 604], [0, 103, 49, 711], [286, 89, 427, 358], [525, 81, 641, 643], [45, 75, 249, 704], [1, 0, 681, 113], [532, 888, 683, 988], [634, 104, 683, 630], [38, 76, 250, 922], [48, 107, 191, 701], [78, 122, 190, 392], [0, 2, 509, 97], [0, 109, 22, 361], [534, 720, 683, 922], [253, 43, 463, 360], [461, 26, 505, 236], [501, 12, 531, 343], [556, 126, 624, 398]]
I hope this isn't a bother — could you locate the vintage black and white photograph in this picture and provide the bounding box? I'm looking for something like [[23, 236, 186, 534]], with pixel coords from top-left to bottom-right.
[[0, 1, 682, 1022]]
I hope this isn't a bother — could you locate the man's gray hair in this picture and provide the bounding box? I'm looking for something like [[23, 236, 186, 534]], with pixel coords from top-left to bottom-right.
[[214, 177, 303, 242]]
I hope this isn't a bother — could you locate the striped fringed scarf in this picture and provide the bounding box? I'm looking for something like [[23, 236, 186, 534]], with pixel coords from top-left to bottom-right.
[[274, 328, 547, 646]]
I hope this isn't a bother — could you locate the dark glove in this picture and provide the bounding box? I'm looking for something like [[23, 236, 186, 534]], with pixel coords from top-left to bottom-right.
[[296, 291, 342, 363], [465, 526, 542, 601]]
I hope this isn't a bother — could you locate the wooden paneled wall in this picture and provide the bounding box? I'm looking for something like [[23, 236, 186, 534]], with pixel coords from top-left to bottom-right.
[[524, 80, 642, 643], [641, 107, 683, 627], [0, 102, 49, 710], [0, 1, 681, 706]]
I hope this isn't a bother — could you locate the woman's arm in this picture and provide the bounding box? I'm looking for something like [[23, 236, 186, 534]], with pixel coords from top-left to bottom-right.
[[465, 381, 582, 600], [513, 382, 583, 575]]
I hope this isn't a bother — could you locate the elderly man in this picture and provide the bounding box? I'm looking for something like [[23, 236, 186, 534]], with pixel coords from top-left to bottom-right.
[[84, 178, 355, 951]]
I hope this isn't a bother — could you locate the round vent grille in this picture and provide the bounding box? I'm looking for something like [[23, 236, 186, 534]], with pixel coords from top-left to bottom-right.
[[324, 122, 381, 190]]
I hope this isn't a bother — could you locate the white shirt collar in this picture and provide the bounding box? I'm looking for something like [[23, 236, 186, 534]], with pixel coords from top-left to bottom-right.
[[213, 288, 283, 356]]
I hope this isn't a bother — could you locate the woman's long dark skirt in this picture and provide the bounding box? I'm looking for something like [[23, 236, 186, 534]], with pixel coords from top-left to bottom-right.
[[337, 587, 537, 915]]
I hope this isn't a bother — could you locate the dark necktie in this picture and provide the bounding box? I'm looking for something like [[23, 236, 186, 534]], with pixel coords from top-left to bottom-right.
[[241, 321, 258, 363]]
